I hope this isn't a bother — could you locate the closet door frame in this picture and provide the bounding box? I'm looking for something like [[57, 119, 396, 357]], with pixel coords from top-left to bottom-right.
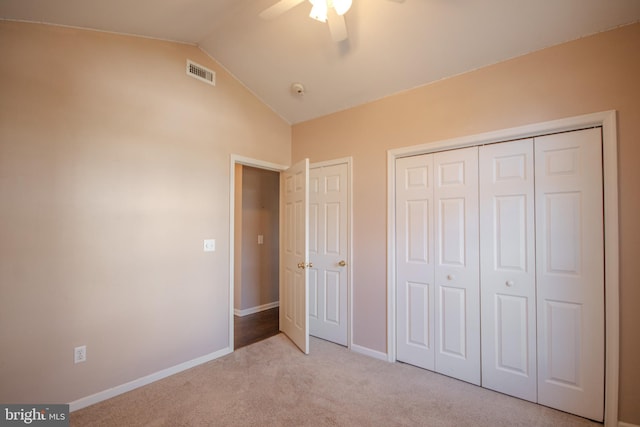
[[386, 110, 619, 427]]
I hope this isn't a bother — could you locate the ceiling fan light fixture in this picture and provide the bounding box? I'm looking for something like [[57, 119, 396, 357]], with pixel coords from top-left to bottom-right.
[[332, 0, 352, 16], [309, 0, 328, 22]]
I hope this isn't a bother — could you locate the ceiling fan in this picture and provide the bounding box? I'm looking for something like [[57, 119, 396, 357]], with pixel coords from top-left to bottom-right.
[[260, 0, 404, 42]]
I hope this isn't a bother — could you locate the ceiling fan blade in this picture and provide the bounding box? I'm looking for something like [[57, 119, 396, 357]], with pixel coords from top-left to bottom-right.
[[327, 9, 348, 42], [259, 0, 306, 20]]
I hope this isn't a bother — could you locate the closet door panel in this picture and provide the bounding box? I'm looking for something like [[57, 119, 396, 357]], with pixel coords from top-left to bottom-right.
[[439, 285, 466, 357], [434, 147, 480, 385], [480, 139, 537, 402], [535, 128, 604, 422], [395, 155, 435, 370], [439, 198, 466, 266]]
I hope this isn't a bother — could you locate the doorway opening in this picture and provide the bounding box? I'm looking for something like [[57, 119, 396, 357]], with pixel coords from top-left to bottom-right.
[[229, 155, 353, 354], [230, 156, 287, 351]]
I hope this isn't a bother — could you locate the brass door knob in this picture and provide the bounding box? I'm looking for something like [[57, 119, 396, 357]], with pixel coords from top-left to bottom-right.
[[338, 260, 346, 267]]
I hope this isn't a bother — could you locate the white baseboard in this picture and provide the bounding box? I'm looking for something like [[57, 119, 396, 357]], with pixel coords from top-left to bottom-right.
[[69, 346, 232, 412], [619, 422, 640, 427], [234, 301, 279, 317], [350, 343, 388, 361]]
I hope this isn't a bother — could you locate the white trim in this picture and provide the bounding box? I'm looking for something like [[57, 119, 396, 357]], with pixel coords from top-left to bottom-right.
[[234, 301, 279, 317], [2, 18, 198, 46], [229, 155, 288, 352], [387, 150, 397, 364], [601, 112, 620, 427], [231, 155, 288, 172], [350, 344, 389, 362], [348, 158, 353, 351], [387, 110, 614, 159], [69, 346, 232, 412], [310, 157, 353, 350], [387, 110, 619, 427]]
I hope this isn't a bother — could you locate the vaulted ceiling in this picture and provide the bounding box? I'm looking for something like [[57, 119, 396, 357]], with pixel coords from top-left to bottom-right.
[[2, 0, 640, 123]]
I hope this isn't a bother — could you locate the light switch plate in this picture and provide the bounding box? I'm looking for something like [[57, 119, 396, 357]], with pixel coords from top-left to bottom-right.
[[203, 239, 215, 252]]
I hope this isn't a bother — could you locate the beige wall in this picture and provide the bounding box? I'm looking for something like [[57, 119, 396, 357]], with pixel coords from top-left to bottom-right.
[[292, 23, 640, 423], [1, 17, 638, 424], [238, 166, 279, 310], [0, 21, 290, 404]]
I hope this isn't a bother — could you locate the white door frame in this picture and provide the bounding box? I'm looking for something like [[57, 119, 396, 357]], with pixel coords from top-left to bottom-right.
[[310, 157, 353, 349], [228, 155, 288, 351], [386, 111, 619, 426], [228, 155, 353, 351]]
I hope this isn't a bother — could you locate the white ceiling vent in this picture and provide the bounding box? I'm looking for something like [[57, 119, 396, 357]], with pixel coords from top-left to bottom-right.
[[187, 60, 215, 86]]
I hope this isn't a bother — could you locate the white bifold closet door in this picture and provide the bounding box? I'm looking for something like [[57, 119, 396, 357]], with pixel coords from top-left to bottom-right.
[[396, 127, 605, 421], [396, 154, 436, 370], [479, 128, 604, 421], [433, 147, 480, 385], [534, 129, 604, 421], [396, 147, 480, 385], [480, 139, 537, 402]]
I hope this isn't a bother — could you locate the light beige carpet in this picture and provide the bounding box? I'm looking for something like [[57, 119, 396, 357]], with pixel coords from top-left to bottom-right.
[[71, 334, 599, 426]]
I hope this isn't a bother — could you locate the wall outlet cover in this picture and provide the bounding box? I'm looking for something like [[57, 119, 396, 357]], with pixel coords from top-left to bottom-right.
[[74, 345, 86, 364]]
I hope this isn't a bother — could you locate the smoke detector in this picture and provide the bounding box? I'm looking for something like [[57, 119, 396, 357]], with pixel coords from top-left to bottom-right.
[[291, 82, 305, 96]]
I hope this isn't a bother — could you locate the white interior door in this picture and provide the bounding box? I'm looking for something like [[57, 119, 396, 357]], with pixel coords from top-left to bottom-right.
[[480, 139, 537, 402], [433, 147, 480, 385], [535, 128, 604, 421], [280, 158, 310, 354], [395, 154, 435, 370], [308, 162, 348, 346]]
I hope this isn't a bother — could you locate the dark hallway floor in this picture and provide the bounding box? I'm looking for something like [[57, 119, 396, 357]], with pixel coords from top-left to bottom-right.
[[234, 307, 279, 350]]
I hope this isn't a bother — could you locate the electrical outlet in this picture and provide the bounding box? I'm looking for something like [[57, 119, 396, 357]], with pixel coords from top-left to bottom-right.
[[74, 345, 86, 364]]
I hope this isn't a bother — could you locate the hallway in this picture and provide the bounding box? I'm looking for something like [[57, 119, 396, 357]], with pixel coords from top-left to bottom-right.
[[234, 307, 279, 350]]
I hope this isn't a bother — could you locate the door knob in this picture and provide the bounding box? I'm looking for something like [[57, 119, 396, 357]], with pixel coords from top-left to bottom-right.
[[447, 274, 455, 281], [506, 280, 514, 287], [297, 262, 305, 269], [338, 260, 346, 267], [307, 262, 313, 269]]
